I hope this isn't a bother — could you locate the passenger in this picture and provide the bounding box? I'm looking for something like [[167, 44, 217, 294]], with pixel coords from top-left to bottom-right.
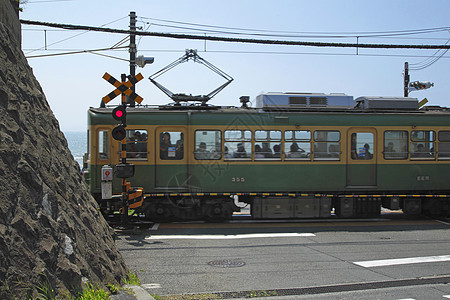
[[224, 146, 231, 159], [415, 143, 428, 158], [175, 139, 184, 159], [160, 132, 171, 159], [196, 142, 209, 159], [261, 142, 273, 158], [289, 142, 304, 158], [351, 133, 358, 159], [329, 144, 339, 158], [363, 143, 373, 159], [385, 142, 395, 153], [273, 144, 281, 158], [233, 143, 247, 158], [254, 144, 264, 158]]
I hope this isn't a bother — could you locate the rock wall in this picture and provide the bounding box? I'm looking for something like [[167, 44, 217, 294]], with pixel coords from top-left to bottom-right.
[[0, 0, 20, 45], [0, 13, 128, 300]]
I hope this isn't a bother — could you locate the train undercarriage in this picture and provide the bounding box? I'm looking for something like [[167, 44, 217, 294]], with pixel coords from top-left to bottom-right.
[[97, 192, 450, 224]]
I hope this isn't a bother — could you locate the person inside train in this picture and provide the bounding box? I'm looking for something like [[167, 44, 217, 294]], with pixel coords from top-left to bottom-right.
[[415, 143, 429, 158], [196, 142, 209, 159], [160, 132, 171, 159], [351, 133, 358, 159], [254, 144, 264, 158], [261, 142, 273, 158], [273, 144, 281, 158], [289, 142, 305, 158], [233, 143, 247, 158], [363, 143, 373, 159], [328, 144, 339, 158]]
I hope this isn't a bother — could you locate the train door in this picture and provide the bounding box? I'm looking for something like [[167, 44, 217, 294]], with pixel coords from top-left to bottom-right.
[[346, 128, 377, 187], [154, 127, 189, 191]]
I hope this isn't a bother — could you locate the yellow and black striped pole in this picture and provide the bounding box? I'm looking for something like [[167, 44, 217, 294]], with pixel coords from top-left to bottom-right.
[[120, 73, 128, 227]]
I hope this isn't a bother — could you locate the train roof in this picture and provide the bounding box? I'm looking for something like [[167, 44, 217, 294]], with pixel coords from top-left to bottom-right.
[[89, 96, 450, 128]]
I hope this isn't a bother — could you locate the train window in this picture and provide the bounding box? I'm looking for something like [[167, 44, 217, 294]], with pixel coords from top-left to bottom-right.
[[285, 130, 311, 160], [438, 131, 450, 159], [126, 130, 148, 160], [350, 132, 373, 160], [195, 130, 222, 160], [384, 131, 408, 159], [254, 130, 282, 159], [314, 131, 340, 160], [410, 130, 435, 159], [160, 131, 184, 160], [98, 130, 109, 160], [224, 130, 252, 159]]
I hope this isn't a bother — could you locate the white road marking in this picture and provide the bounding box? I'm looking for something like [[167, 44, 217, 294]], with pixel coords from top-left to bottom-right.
[[150, 223, 160, 231], [141, 283, 161, 289], [145, 232, 315, 240], [435, 219, 450, 226], [443, 295, 450, 299], [354, 255, 450, 268]]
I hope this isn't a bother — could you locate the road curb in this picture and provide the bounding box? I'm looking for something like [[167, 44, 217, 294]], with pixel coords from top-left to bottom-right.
[[124, 285, 155, 300]]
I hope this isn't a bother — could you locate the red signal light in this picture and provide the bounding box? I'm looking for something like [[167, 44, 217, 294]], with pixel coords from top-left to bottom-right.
[[112, 105, 126, 122], [115, 110, 123, 118]]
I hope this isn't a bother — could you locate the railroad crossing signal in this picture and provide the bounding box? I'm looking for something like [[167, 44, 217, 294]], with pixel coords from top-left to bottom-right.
[[102, 72, 144, 104]]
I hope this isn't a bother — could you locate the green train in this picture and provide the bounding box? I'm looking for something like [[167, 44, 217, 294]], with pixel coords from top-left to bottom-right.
[[83, 92, 450, 222]]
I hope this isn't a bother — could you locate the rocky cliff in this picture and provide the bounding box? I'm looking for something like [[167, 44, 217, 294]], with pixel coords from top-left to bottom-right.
[[0, 14, 128, 300]]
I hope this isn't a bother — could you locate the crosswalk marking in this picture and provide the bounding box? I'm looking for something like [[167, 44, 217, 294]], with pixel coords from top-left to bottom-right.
[[354, 255, 450, 268], [145, 232, 315, 240]]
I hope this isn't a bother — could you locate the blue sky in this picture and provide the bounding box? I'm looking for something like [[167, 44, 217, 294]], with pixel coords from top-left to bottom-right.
[[20, 0, 450, 131]]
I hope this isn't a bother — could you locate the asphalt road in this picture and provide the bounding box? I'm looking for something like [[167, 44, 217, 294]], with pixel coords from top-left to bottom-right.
[[115, 213, 450, 299]]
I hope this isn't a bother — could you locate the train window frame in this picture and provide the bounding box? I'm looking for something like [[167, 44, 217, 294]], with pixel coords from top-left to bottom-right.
[[284, 130, 311, 160], [160, 131, 184, 160], [125, 129, 148, 161], [313, 130, 340, 161], [224, 130, 252, 160], [383, 131, 408, 160], [194, 130, 222, 160], [98, 129, 109, 160], [410, 130, 435, 160], [438, 131, 450, 160], [254, 130, 282, 160]]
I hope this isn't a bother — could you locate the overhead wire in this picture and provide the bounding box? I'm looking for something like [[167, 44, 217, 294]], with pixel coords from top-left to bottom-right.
[[19, 19, 450, 50], [409, 31, 450, 71], [23, 15, 129, 55], [140, 16, 450, 38]]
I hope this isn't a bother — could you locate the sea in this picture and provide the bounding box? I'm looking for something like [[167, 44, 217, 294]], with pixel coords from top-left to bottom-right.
[[64, 131, 86, 168]]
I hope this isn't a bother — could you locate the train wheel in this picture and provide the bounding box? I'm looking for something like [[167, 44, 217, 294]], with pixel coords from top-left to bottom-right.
[[204, 201, 234, 223], [144, 203, 174, 223]]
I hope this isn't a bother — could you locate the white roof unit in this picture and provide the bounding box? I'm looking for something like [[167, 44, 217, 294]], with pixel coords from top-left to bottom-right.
[[355, 96, 418, 110], [256, 92, 354, 109]]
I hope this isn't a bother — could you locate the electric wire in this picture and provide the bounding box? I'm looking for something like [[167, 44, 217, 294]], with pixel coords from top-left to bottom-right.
[[147, 21, 450, 39], [23, 16, 129, 55], [19, 19, 450, 50], [409, 33, 450, 70], [25, 45, 128, 59], [140, 16, 450, 38]]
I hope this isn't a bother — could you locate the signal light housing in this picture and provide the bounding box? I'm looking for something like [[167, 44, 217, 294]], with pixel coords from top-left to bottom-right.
[[112, 105, 127, 123], [112, 125, 126, 141]]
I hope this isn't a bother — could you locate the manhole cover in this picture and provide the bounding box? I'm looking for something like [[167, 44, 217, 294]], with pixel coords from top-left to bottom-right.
[[208, 259, 246, 268]]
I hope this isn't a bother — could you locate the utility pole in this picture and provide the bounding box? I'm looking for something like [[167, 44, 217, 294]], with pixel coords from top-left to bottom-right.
[[404, 62, 410, 97], [129, 11, 137, 107]]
